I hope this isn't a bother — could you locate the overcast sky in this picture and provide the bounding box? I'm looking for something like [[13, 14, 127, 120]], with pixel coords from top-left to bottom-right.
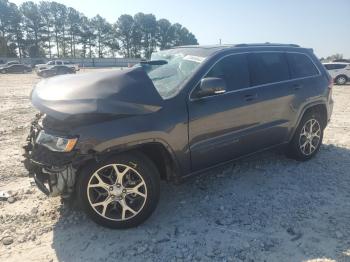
[[11, 0, 350, 58]]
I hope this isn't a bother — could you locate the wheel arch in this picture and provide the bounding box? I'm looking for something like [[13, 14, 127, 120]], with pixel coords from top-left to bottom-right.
[[289, 102, 328, 141], [79, 139, 182, 183]]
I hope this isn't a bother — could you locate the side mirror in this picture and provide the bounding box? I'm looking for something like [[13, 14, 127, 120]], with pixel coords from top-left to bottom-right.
[[196, 77, 227, 98]]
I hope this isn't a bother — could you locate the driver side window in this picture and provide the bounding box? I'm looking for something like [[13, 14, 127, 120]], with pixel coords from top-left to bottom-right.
[[206, 54, 250, 91]]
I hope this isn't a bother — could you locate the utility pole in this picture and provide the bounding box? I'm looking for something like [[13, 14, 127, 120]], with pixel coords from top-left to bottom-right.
[[219, 39, 222, 45]]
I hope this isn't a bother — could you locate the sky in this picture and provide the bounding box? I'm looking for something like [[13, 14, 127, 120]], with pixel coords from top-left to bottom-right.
[[10, 0, 350, 58]]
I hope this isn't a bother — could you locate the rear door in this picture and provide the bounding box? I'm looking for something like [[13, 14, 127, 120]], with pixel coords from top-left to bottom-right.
[[247, 52, 294, 147], [188, 53, 262, 171], [286, 52, 323, 124], [346, 64, 350, 78], [324, 64, 346, 78]]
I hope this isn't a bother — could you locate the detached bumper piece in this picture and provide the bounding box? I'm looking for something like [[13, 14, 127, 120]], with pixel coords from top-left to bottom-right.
[[23, 114, 77, 198]]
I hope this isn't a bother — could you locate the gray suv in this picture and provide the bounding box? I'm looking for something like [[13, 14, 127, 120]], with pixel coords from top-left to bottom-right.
[[24, 43, 334, 228]]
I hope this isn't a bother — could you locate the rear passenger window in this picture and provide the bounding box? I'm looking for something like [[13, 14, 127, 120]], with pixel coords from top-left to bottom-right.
[[248, 53, 289, 86], [287, 53, 319, 78], [206, 54, 249, 91], [333, 64, 347, 69]]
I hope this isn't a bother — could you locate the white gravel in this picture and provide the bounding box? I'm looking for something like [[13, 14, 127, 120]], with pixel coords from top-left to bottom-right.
[[0, 71, 349, 262]]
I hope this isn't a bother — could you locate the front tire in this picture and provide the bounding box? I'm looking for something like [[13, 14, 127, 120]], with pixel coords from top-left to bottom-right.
[[78, 152, 160, 229], [287, 111, 324, 161]]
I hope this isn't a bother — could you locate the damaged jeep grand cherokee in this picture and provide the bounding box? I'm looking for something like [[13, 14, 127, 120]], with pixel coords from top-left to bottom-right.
[[24, 44, 333, 228]]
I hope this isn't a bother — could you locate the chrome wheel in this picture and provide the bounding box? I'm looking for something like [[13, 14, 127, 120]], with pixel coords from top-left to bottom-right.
[[299, 119, 321, 156], [87, 164, 147, 221]]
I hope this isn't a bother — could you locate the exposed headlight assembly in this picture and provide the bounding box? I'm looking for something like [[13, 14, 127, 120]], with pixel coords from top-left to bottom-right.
[[36, 130, 78, 152]]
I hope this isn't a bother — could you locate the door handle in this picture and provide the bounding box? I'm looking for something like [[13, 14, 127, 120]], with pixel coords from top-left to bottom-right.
[[244, 93, 257, 101], [292, 84, 302, 90]]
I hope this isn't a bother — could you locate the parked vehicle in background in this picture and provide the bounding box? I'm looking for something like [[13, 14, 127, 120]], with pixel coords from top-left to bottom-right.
[[0, 63, 32, 74], [24, 43, 333, 229], [1, 61, 20, 67], [332, 59, 350, 63], [37, 65, 76, 78], [30, 59, 46, 69], [323, 62, 350, 85], [35, 60, 79, 72], [63, 61, 80, 71]]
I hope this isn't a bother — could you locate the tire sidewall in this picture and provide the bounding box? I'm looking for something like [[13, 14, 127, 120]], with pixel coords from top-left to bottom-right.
[[78, 152, 160, 229], [290, 111, 324, 161]]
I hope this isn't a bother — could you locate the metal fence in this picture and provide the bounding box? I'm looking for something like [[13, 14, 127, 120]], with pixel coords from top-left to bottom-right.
[[0, 57, 141, 67]]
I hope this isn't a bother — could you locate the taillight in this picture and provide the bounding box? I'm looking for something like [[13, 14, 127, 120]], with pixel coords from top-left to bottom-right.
[[328, 78, 333, 89]]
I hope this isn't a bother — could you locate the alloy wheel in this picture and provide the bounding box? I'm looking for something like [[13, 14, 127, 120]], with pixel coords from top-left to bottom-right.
[[337, 76, 346, 85], [87, 164, 147, 221], [299, 119, 321, 156]]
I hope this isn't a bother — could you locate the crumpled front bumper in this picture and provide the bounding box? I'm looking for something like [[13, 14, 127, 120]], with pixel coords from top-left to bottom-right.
[[23, 114, 77, 198]]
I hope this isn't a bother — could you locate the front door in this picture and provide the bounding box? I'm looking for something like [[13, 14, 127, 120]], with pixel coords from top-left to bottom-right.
[[188, 53, 262, 171]]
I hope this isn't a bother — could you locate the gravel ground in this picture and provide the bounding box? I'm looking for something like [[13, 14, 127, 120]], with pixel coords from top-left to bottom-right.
[[0, 70, 349, 262]]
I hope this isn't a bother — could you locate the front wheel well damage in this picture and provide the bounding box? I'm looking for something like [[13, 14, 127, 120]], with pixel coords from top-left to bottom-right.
[[78, 142, 178, 182], [136, 143, 177, 182]]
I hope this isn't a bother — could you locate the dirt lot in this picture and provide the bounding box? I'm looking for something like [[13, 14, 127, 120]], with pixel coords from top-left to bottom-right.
[[0, 70, 349, 262]]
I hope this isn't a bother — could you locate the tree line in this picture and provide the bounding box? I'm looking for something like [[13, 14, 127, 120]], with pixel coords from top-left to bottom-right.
[[319, 53, 348, 63], [0, 0, 198, 59]]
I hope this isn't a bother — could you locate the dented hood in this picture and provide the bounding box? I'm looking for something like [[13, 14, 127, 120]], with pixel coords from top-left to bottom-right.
[[31, 68, 163, 121]]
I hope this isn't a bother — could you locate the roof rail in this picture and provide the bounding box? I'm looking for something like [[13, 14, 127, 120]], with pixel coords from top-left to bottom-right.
[[234, 43, 300, 48]]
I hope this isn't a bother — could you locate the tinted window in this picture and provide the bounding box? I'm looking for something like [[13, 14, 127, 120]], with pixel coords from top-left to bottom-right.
[[323, 64, 332, 70], [248, 52, 290, 86], [330, 64, 347, 70], [48, 61, 54, 65], [206, 54, 249, 91], [56, 61, 63, 65], [287, 53, 319, 78]]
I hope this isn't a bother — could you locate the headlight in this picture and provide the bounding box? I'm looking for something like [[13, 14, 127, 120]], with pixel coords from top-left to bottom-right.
[[36, 131, 78, 152]]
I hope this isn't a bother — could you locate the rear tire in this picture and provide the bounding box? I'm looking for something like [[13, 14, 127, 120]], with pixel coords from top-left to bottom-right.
[[287, 111, 324, 161], [78, 151, 160, 229], [335, 75, 347, 85]]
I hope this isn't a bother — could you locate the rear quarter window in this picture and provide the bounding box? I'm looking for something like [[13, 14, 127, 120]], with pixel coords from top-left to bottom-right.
[[333, 64, 347, 69], [248, 52, 290, 86], [324, 64, 333, 70], [323, 64, 347, 70], [287, 53, 319, 78]]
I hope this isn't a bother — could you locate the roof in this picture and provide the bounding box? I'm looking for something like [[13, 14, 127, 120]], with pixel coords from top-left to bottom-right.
[[174, 43, 301, 49], [164, 43, 306, 58], [322, 62, 350, 65]]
